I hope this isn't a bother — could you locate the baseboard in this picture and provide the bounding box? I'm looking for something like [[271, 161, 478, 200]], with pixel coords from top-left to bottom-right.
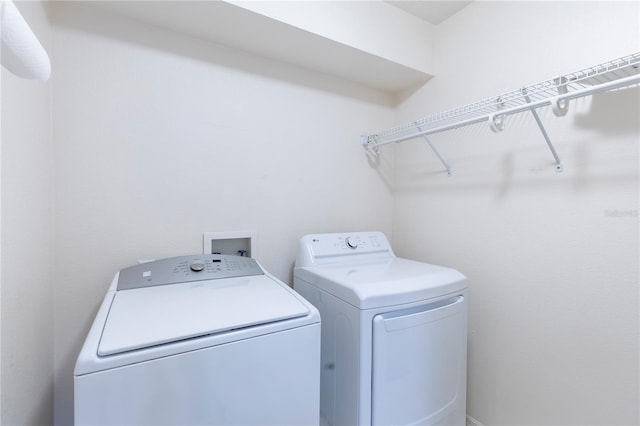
[[466, 414, 484, 426]]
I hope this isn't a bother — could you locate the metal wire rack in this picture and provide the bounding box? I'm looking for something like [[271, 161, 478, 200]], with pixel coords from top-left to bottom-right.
[[362, 52, 640, 174]]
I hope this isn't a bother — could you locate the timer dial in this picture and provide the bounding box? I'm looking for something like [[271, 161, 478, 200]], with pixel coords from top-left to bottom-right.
[[189, 261, 205, 272], [345, 237, 358, 249]]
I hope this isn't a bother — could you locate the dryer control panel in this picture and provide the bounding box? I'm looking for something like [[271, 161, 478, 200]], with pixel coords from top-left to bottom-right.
[[296, 231, 394, 267], [117, 254, 264, 290]]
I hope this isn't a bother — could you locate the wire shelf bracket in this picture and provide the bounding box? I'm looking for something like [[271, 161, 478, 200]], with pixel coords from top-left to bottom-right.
[[361, 52, 640, 174], [418, 126, 453, 176], [523, 88, 563, 173]]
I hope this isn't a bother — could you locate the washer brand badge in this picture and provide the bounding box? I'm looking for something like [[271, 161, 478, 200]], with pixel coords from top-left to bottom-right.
[[142, 270, 151, 278]]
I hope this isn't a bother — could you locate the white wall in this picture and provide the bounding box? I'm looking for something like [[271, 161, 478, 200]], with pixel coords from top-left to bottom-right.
[[0, 1, 54, 425], [49, 3, 395, 424], [232, 0, 435, 74], [392, 2, 639, 425]]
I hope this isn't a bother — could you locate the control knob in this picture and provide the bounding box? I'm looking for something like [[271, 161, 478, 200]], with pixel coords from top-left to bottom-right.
[[345, 237, 358, 249], [189, 261, 205, 272]]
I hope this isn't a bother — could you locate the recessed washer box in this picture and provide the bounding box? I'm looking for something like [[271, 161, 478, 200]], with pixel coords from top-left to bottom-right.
[[203, 231, 257, 258]]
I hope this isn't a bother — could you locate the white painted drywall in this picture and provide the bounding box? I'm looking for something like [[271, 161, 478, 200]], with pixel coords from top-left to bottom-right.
[[391, 1, 639, 425], [231, 0, 435, 75], [49, 3, 394, 424], [90, 1, 434, 93], [0, 1, 54, 425]]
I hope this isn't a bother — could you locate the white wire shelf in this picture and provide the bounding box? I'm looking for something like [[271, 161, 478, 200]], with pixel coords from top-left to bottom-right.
[[361, 52, 640, 174]]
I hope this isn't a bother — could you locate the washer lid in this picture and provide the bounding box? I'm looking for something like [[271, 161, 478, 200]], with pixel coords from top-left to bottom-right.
[[295, 258, 466, 309], [98, 275, 310, 356]]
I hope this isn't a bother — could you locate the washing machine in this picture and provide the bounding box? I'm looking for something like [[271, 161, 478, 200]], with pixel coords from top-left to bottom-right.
[[294, 231, 467, 426], [75, 254, 320, 426]]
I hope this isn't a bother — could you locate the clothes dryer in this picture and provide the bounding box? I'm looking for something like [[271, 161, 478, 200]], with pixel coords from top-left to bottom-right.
[[75, 254, 320, 425], [294, 232, 467, 426]]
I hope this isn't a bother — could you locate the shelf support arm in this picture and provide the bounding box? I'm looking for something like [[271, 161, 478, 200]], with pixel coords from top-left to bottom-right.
[[522, 88, 563, 173], [417, 126, 452, 176]]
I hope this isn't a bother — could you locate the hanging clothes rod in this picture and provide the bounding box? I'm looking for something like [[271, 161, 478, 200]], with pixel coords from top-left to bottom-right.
[[362, 52, 640, 173]]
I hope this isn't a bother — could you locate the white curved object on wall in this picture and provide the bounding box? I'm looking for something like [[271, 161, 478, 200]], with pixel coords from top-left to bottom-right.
[[1, 0, 50, 80]]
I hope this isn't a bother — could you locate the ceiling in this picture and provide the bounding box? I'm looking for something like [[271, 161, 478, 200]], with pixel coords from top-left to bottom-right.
[[384, 1, 473, 25]]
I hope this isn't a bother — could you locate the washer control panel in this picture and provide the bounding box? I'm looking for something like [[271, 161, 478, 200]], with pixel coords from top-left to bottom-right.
[[117, 254, 264, 290], [299, 232, 393, 266]]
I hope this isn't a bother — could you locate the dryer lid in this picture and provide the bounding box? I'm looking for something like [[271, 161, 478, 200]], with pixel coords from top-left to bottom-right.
[[295, 257, 466, 309], [98, 275, 310, 356]]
